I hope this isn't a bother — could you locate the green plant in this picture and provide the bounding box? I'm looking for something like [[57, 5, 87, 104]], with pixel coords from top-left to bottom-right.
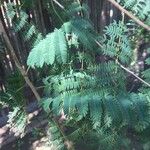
[[5, 3, 43, 46], [1, 0, 150, 149], [26, 1, 150, 149], [0, 72, 27, 137], [117, 0, 150, 25]]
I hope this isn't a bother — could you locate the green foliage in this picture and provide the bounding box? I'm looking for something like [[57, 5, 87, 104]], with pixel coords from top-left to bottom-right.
[[67, 2, 90, 19], [118, 0, 150, 25], [47, 120, 65, 150], [6, 3, 43, 47], [41, 61, 150, 140], [3, 0, 150, 149], [27, 2, 98, 68], [28, 1, 150, 149], [27, 17, 97, 68], [0, 71, 25, 108], [102, 21, 132, 64], [140, 48, 150, 99], [43, 0, 73, 28], [0, 72, 27, 137], [43, 81, 150, 130], [27, 28, 67, 68], [7, 107, 27, 138]]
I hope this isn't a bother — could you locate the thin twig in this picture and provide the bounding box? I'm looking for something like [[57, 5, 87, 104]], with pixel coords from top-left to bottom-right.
[[16, 84, 26, 92], [52, 0, 65, 10], [95, 40, 150, 87], [36, 86, 45, 89], [117, 61, 150, 87], [107, 0, 150, 31], [25, 66, 30, 75], [51, 0, 64, 23]]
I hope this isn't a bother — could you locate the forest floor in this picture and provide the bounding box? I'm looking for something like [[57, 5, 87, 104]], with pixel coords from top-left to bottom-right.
[[0, 108, 50, 150], [0, 125, 51, 150]]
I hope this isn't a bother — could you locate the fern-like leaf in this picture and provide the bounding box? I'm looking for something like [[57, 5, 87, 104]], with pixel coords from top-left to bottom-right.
[[27, 28, 67, 68], [7, 107, 27, 138]]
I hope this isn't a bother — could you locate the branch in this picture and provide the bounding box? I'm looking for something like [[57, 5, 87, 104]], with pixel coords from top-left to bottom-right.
[[107, 0, 150, 31], [116, 62, 150, 87], [0, 19, 41, 101], [52, 0, 65, 10]]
